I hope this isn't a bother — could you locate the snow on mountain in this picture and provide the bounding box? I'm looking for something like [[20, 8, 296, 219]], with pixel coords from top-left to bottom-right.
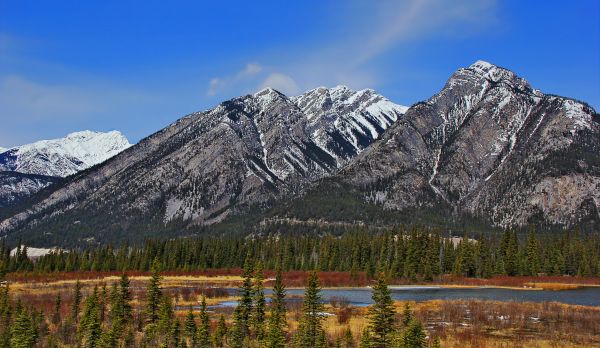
[[0, 148, 6, 153], [0, 130, 132, 177], [293, 85, 408, 164], [0, 86, 407, 240]]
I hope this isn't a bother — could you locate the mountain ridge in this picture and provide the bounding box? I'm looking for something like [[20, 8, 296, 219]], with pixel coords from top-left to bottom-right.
[[1, 61, 598, 246]]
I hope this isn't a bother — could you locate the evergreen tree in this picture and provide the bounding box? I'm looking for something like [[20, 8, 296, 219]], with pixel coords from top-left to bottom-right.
[[214, 315, 227, 348], [197, 296, 211, 347], [367, 273, 396, 348], [296, 271, 325, 348], [525, 228, 540, 276], [146, 258, 163, 324], [251, 261, 266, 341], [71, 280, 82, 323], [10, 305, 37, 348], [79, 289, 102, 348], [400, 320, 426, 348], [266, 267, 287, 348], [184, 307, 197, 347], [230, 259, 253, 348], [52, 293, 61, 325], [156, 296, 174, 346], [401, 302, 412, 328], [359, 329, 371, 348]]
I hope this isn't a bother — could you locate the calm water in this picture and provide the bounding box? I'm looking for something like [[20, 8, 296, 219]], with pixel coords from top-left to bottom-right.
[[205, 286, 600, 308]]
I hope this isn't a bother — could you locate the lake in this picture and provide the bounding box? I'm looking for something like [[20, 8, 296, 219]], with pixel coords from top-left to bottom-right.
[[204, 286, 600, 308]]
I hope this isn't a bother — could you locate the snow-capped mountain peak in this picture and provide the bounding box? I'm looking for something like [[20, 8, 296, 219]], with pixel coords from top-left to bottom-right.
[[292, 85, 408, 162], [0, 130, 132, 177]]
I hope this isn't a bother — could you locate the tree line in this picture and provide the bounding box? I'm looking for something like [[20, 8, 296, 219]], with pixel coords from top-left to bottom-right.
[[3, 227, 600, 280], [0, 258, 432, 347]]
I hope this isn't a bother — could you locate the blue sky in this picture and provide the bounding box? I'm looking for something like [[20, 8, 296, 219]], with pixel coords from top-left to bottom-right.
[[1, 0, 598, 147]]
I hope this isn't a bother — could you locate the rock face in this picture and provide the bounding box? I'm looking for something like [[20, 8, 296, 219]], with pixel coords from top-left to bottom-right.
[[337, 61, 600, 227], [0, 87, 406, 242], [0, 172, 61, 209]]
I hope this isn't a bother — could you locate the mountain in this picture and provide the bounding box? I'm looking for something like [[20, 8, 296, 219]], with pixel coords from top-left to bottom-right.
[[0, 87, 407, 245], [0, 130, 132, 177], [0, 172, 62, 209], [0, 131, 131, 208], [285, 61, 599, 228]]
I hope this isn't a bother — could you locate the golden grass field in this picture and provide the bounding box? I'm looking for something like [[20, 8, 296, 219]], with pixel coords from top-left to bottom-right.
[[7, 274, 600, 347]]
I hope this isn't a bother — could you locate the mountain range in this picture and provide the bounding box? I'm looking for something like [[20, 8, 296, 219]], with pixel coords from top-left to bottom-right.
[[0, 61, 598, 247], [0, 131, 131, 208]]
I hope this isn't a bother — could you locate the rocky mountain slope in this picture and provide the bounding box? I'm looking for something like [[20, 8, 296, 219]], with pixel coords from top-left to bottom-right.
[[0, 172, 62, 209], [0, 131, 131, 207], [0, 130, 132, 177], [0, 87, 406, 244], [316, 61, 599, 228]]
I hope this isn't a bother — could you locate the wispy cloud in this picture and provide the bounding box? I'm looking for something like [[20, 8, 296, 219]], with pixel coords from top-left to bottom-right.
[[260, 73, 299, 95], [206, 62, 263, 96], [205, 0, 497, 98], [0, 74, 155, 147]]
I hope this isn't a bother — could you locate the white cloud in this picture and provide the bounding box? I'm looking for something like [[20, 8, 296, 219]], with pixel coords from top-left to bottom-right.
[[0, 75, 97, 121], [0, 74, 155, 147], [206, 62, 263, 96], [260, 73, 299, 95], [354, 0, 497, 64]]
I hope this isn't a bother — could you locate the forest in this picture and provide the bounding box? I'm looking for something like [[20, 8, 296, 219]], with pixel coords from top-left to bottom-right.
[[5, 227, 600, 280]]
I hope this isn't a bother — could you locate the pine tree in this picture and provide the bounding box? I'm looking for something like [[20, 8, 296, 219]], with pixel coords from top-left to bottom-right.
[[251, 261, 266, 341], [525, 228, 540, 276], [367, 272, 396, 348], [359, 328, 371, 348], [401, 319, 426, 348], [401, 302, 412, 327], [266, 267, 287, 348], [52, 293, 61, 325], [145, 258, 163, 324], [79, 289, 102, 348], [71, 280, 82, 323], [10, 304, 37, 348], [171, 320, 182, 348], [184, 307, 197, 347], [156, 296, 174, 346], [214, 315, 227, 348], [197, 296, 210, 347], [230, 259, 253, 348], [296, 271, 325, 348]]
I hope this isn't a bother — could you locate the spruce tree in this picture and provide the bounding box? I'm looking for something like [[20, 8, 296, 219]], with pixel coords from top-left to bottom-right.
[[525, 228, 540, 276], [197, 296, 210, 347], [230, 259, 253, 348], [10, 305, 37, 348], [266, 267, 287, 348], [52, 293, 61, 325], [401, 319, 426, 348], [251, 261, 266, 341], [71, 280, 82, 323], [145, 258, 163, 324], [296, 271, 325, 348], [214, 315, 227, 347], [401, 302, 412, 327], [184, 307, 197, 347], [79, 289, 102, 348], [367, 273, 396, 348]]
